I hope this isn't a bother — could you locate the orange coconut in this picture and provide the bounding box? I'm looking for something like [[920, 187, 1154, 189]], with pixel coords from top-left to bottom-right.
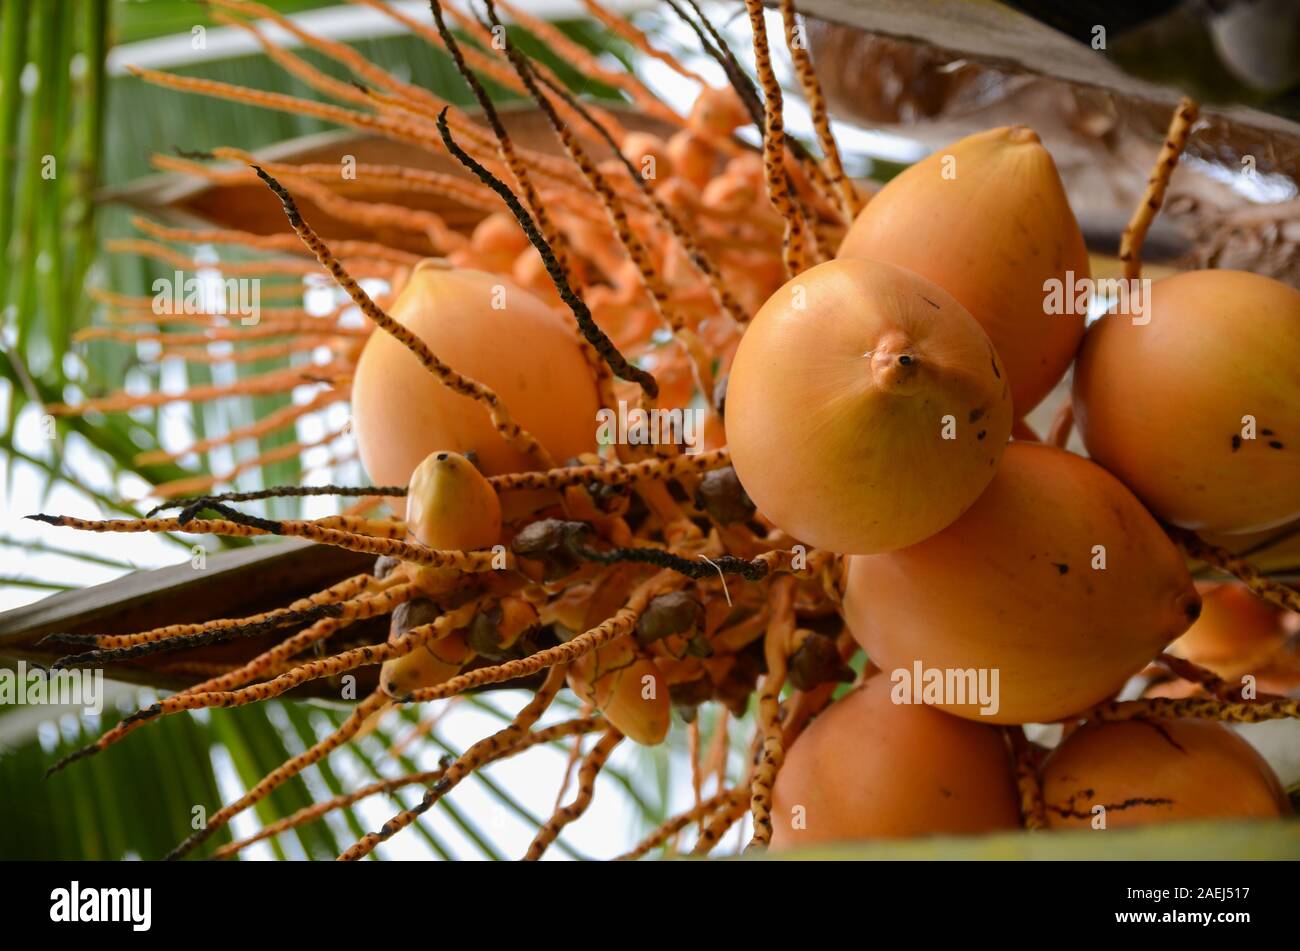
[[688, 85, 749, 141], [618, 131, 673, 182], [1072, 269, 1300, 534], [568, 635, 670, 746], [725, 257, 1012, 554], [665, 128, 717, 189], [351, 262, 600, 493], [843, 443, 1201, 723], [771, 676, 1021, 849], [403, 450, 501, 553], [838, 126, 1089, 415], [1041, 718, 1290, 829], [380, 628, 473, 700], [1169, 583, 1284, 679], [379, 451, 500, 695], [462, 212, 530, 274]]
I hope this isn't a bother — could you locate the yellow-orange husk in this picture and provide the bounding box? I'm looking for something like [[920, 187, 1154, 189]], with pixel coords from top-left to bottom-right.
[[771, 676, 1021, 849], [1169, 583, 1284, 679], [405, 450, 502, 551], [1073, 269, 1300, 534], [351, 261, 600, 499], [1041, 718, 1290, 829], [725, 257, 1013, 555], [568, 635, 670, 746], [838, 126, 1089, 415], [843, 443, 1201, 724], [381, 630, 474, 699]]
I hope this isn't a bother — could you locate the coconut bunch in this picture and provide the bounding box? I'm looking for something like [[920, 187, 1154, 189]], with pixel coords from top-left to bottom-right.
[[731, 96, 1300, 843], [28, 0, 1300, 860]]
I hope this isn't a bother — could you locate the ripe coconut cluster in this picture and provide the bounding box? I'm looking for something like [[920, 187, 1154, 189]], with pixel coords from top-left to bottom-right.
[[28, 0, 1299, 860], [732, 107, 1298, 847]]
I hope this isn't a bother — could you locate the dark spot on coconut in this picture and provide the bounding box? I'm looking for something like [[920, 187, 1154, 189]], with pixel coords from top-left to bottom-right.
[[898, 354, 914, 366], [1138, 718, 1188, 754], [435, 451, 448, 462], [969, 408, 985, 423], [1269, 440, 1284, 449], [1052, 562, 1068, 575], [977, 430, 987, 441], [1231, 435, 1241, 452], [1261, 428, 1274, 436]]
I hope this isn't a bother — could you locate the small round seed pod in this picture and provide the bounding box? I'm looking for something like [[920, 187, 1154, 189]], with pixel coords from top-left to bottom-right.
[[390, 597, 439, 638], [694, 466, 755, 525], [670, 675, 715, 723], [380, 598, 473, 698], [786, 629, 855, 691], [510, 518, 590, 581], [466, 595, 540, 661], [636, 591, 704, 645]]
